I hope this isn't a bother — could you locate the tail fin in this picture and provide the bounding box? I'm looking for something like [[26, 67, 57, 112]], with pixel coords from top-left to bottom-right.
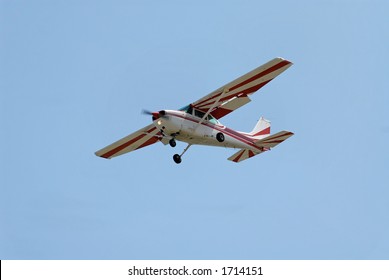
[[248, 117, 271, 140]]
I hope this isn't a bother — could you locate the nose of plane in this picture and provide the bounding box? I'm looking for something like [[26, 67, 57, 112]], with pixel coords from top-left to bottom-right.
[[152, 110, 166, 120], [152, 112, 160, 121], [142, 109, 167, 121]]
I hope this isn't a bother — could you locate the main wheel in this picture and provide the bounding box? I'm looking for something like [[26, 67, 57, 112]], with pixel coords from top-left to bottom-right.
[[173, 154, 182, 164], [169, 139, 176, 147], [216, 132, 225, 142]]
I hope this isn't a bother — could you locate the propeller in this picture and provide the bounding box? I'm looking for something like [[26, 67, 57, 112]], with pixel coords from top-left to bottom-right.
[[141, 109, 154, 116], [142, 109, 167, 121]]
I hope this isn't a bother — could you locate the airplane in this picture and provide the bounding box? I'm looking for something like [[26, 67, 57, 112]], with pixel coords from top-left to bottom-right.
[[95, 57, 294, 164]]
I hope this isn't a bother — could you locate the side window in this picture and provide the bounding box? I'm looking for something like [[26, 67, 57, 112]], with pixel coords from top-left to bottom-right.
[[191, 109, 219, 124], [194, 110, 205, 119]]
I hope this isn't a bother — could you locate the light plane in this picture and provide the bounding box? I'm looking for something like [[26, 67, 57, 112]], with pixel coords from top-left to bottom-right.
[[95, 57, 294, 164]]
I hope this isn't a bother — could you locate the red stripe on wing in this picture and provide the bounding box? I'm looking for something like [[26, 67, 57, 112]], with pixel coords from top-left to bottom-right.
[[229, 60, 290, 92], [262, 132, 293, 142], [194, 60, 291, 109], [135, 136, 160, 150], [101, 127, 157, 158], [198, 80, 272, 109], [233, 150, 246, 162], [211, 107, 233, 119], [194, 90, 223, 108]]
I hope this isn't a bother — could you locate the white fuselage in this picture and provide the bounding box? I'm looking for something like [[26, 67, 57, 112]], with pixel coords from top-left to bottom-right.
[[153, 110, 261, 152]]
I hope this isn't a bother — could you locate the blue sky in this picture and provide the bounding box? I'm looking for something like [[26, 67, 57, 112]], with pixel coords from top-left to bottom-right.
[[1, 0, 388, 259]]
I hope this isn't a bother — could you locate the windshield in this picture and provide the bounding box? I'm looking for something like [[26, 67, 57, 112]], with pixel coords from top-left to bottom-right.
[[207, 114, 218, 124], [179, 104, 193, 114], [194, 109, 220, 124]]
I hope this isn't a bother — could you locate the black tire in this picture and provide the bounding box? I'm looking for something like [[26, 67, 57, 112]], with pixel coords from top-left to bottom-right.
[[169, 139, 176, 147], [173, 154, 182, 164], [216, 132, 225, 142]]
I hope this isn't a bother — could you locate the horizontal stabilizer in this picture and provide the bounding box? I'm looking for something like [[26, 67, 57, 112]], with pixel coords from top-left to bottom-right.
[[228, 130, 293, 163], [228, 148, 265, 163], [255, 131, 294, 148]]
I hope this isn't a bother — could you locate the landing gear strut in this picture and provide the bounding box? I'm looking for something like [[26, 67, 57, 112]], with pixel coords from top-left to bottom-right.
[[173, 144, 192, 164]]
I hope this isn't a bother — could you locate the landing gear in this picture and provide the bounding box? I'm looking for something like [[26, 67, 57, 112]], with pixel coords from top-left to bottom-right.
[[169, 138, 176, 147], [172, 144, 192, 164], [173, 154, 181, 164], [216, 132, 225, 142]]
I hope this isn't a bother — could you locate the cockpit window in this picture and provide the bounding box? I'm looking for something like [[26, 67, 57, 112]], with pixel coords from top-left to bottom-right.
[[195, 109, 219, 124], [180, 105, 220, 124], [207, 114, 218, 124], [194, 110, 205, 119]]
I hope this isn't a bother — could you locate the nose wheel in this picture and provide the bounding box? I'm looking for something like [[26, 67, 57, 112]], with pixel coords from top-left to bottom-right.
[[169, 138, 176, 147], [172, 144, 192, 164]]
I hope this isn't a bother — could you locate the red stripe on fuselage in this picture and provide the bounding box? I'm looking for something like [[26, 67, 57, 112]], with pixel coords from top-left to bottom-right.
[[168, 112, 261, 151]]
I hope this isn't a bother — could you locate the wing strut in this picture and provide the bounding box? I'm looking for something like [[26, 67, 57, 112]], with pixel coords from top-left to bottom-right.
[[195, 88, 229, 127]]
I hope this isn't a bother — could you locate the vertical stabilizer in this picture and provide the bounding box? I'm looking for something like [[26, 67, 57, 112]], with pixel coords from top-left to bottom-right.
[[248, 117, 271, 140]]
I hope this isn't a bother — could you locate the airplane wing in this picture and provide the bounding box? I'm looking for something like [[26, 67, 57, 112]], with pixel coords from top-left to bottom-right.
[[95, 124, 161, 159], [192, 57, 293, 119]]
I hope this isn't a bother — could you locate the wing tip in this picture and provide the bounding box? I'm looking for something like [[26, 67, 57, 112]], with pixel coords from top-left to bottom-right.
[[275, 57, 293, 65], [276, 56, 293, 64], [95, 151, 111, 159]]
